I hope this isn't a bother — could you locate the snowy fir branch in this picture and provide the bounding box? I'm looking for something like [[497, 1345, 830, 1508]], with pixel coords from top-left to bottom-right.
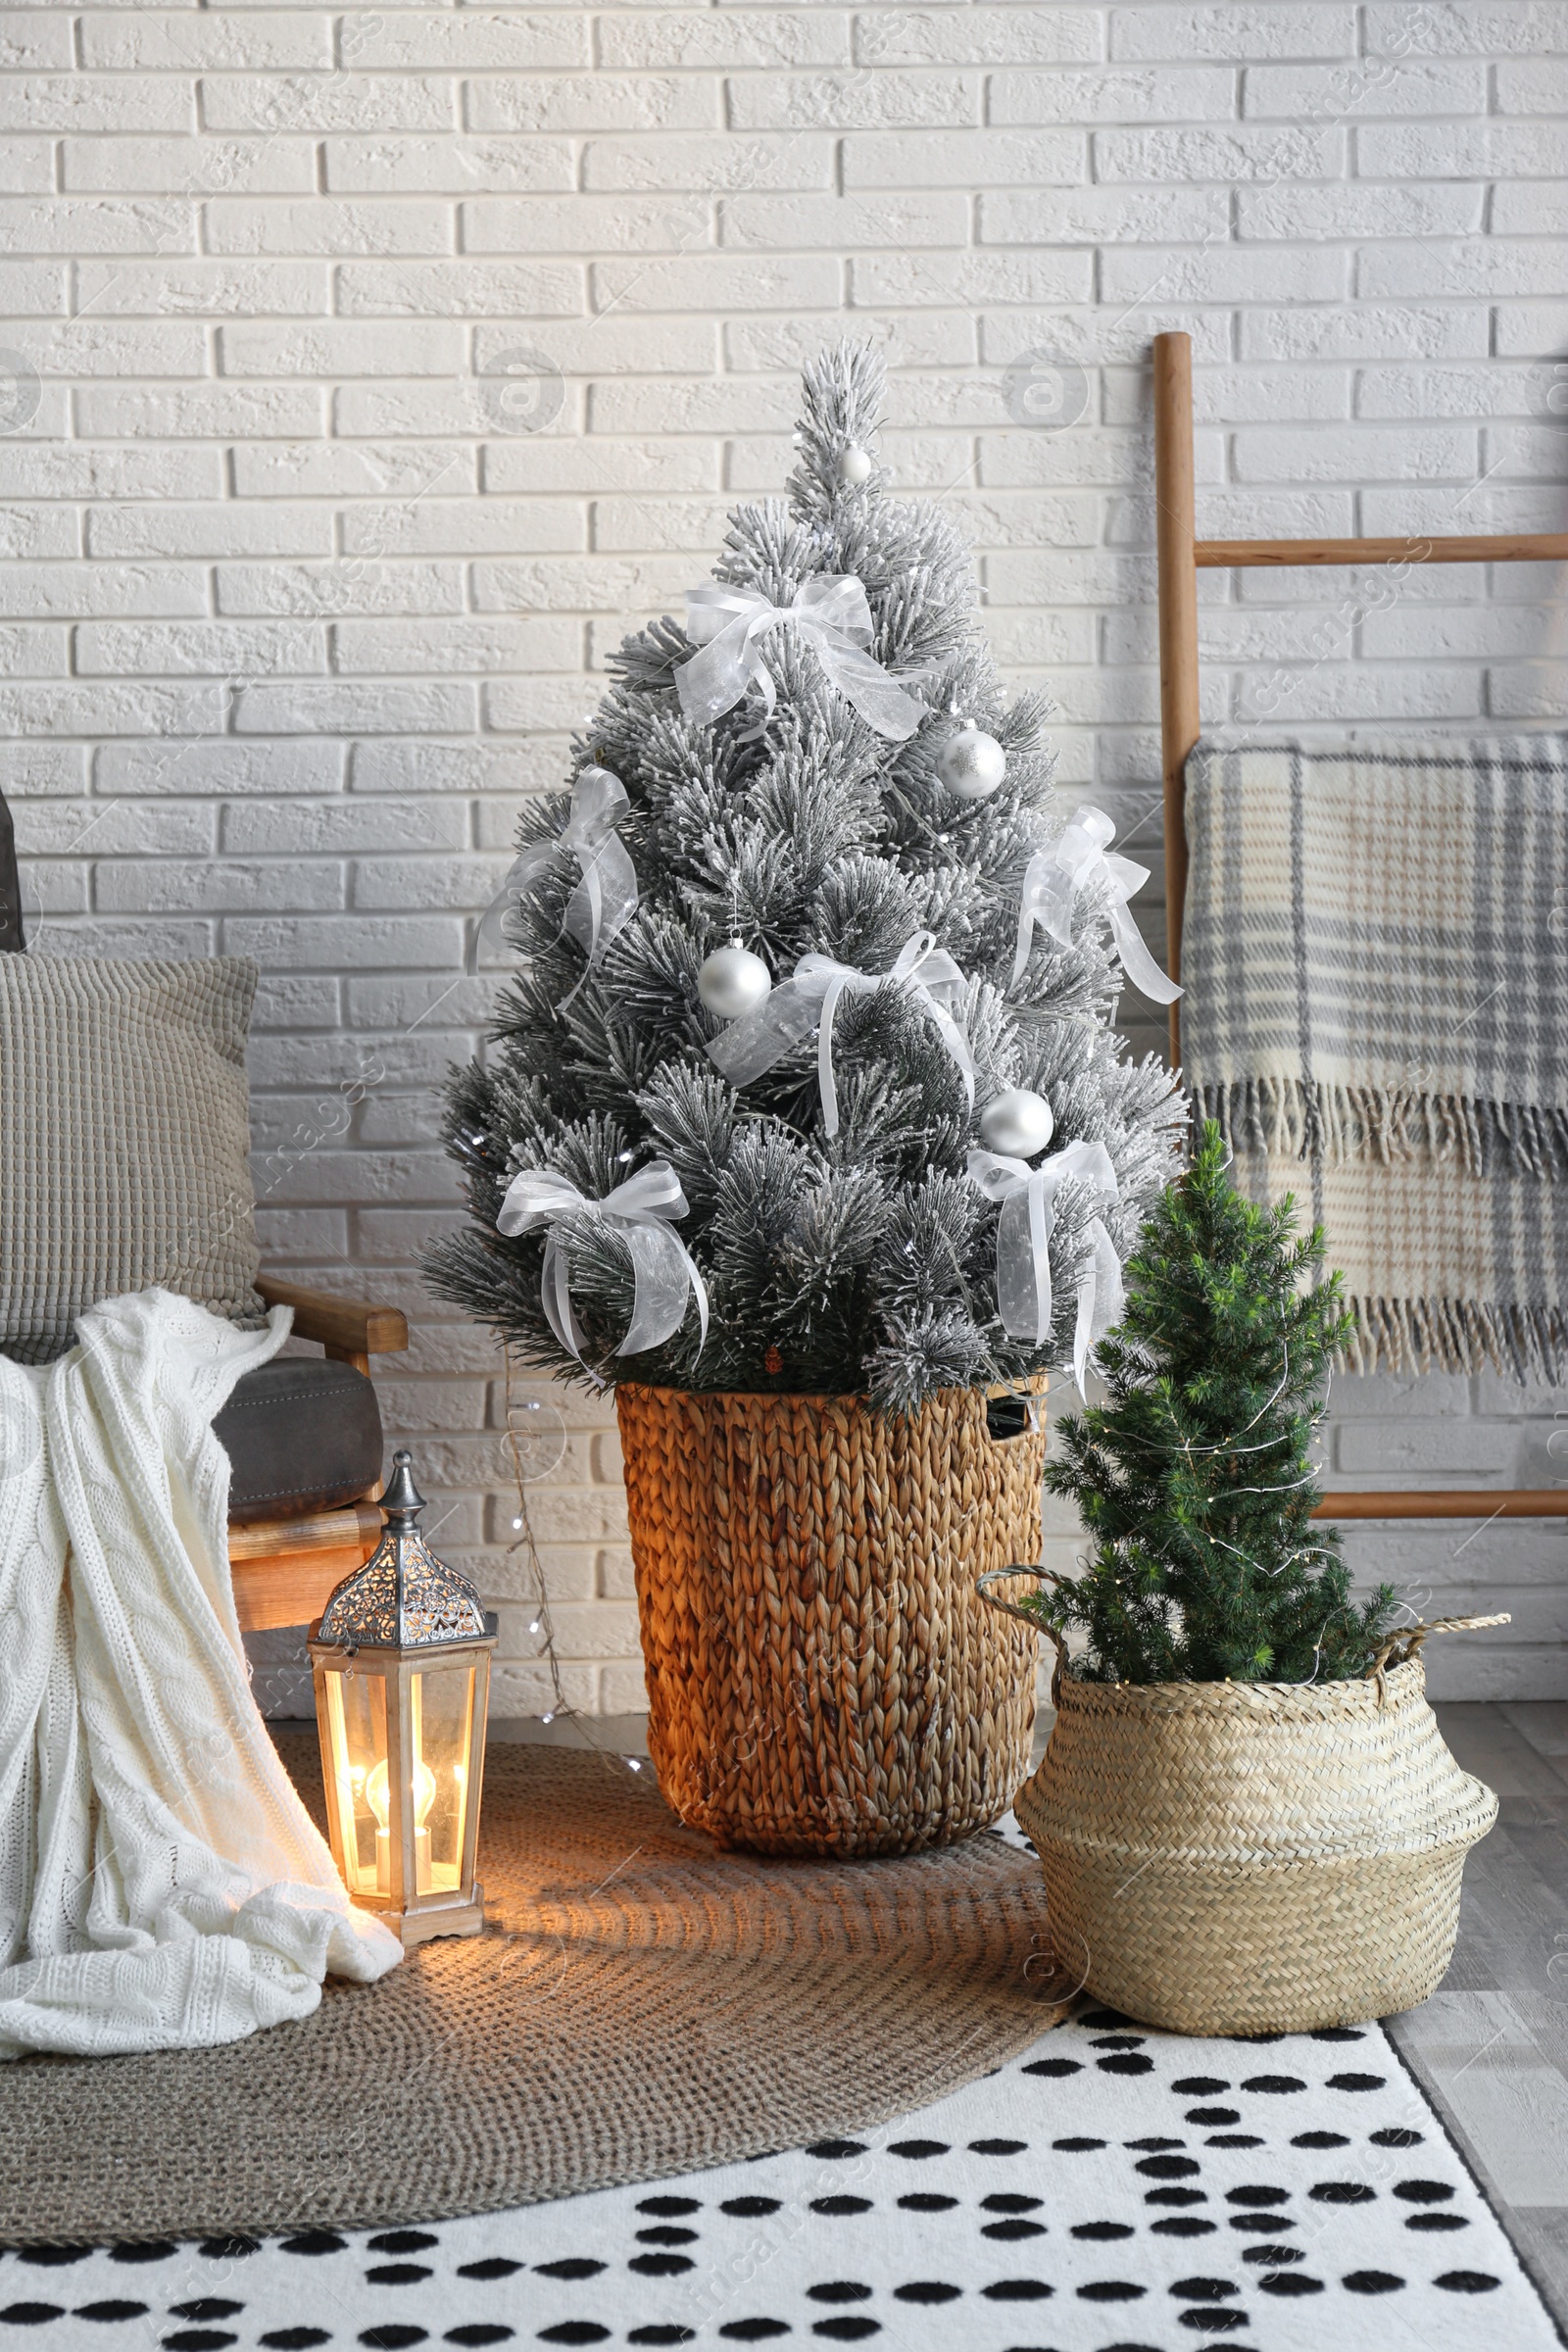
[[425, 341, 1187, 1411]]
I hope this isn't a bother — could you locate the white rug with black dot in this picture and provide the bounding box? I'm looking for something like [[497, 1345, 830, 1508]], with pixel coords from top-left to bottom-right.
[[3, 2000, 1559, 2352]]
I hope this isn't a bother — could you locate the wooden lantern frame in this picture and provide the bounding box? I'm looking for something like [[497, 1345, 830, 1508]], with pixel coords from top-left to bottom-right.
[[310, 1635, 494, 1947], [308, 1450, 498, 1946]]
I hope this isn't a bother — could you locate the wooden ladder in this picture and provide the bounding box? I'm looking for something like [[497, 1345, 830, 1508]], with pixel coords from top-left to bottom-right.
[[1151, 327, 1568, 1527]]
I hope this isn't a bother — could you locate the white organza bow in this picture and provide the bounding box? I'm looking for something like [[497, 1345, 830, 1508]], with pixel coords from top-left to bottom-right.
[[967, 1137, 1125, 1390], [496, 1159, 708, 1367], [675, 573, 928, 743], [707, 931, 974, 1139], [475, 764, 638, 1001], [1012, 804, 1182, 1004]]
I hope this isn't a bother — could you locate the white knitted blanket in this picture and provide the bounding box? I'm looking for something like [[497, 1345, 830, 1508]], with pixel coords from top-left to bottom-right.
[[0, 1287, 401, 2060]]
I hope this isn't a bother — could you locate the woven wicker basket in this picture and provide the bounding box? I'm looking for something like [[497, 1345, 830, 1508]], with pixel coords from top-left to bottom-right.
[[993, 1603, 1504, 2034], [615, 1382, 1046, 1857]]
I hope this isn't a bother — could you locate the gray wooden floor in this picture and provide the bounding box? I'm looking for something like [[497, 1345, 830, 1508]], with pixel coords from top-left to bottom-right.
[[1390, 1701, 1568, 2332]]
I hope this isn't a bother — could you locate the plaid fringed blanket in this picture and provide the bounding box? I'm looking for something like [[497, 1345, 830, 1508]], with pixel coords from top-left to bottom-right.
[[1182, 735, 1568, 1379]]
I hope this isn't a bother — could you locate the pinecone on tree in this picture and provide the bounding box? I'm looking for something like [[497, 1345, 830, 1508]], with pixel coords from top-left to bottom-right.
[[1027, 1120, 1400, 1684], [425, 341, 1185, 1409]]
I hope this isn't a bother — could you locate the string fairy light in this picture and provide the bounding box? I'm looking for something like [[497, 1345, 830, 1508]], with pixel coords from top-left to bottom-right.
[[1042, 1362, 1361, 1681], [502, 1343, 642, 1774]]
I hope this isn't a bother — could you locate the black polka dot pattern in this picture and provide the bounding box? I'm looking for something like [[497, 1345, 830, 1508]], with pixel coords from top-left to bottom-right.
[[0, 1968, 1550, 2348]]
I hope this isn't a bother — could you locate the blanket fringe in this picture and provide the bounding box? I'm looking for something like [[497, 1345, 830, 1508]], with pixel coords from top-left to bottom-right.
[[1198, 1077, 1568, 1183], [1340, 1293, 1568, 1384]]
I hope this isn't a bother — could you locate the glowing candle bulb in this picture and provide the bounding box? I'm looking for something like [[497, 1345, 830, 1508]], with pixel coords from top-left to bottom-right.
[[364, 1755, 438, 1895], [365, 1755, 437, 1829]]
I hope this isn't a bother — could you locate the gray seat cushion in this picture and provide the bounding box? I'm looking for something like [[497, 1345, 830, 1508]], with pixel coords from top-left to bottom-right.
[[0, 783, 21, 952], [216, 1355, 383, 1525]]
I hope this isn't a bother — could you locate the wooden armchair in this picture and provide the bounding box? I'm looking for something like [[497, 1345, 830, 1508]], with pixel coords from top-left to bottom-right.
[[0, 795, 413, 1637], [228, 1275, 409, 1635]]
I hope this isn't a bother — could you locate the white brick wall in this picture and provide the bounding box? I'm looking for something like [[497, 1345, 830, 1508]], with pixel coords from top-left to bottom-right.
[[1, 1, 1563, 1709]]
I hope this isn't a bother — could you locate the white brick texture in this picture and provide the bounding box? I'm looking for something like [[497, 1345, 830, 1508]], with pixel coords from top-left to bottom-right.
[[0, 2, 1562, 1711]]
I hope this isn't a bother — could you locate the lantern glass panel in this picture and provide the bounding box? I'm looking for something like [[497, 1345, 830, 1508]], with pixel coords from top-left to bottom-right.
[[411, 1662, 475, 1895], [323, 1667, 390, 1899]]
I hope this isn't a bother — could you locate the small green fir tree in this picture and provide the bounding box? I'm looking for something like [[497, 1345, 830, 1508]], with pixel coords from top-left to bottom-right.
[[1026, 1123, 1398, 1685]]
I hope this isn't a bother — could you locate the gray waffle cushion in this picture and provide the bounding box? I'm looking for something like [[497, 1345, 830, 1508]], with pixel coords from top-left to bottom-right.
[[0, 954, 265, 1364]]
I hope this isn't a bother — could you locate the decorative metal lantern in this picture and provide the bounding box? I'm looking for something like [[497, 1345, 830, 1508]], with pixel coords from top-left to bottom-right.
[[308, 1450, 496, 1947]]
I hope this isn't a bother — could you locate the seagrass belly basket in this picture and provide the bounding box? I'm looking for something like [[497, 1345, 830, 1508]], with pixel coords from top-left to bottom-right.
[[614, 1382, 1046, 1856], [998, 1610, 1502, 2034]]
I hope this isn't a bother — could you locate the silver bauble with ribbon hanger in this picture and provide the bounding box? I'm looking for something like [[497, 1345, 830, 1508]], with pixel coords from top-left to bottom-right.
[[938, 726, 1006, 802], [698, 942, 772, 1021], [837, 442, 873, 486], [979, 1088, 1054, 1158], [707, 932, 974, 1142]]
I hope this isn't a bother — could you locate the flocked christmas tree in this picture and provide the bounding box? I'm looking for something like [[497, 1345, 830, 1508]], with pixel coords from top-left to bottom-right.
[[1025, 1122, 1399, 1683], [426, 343, 1185, 1408]]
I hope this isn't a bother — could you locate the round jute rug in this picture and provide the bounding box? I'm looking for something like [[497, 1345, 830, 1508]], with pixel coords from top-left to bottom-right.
[[2, 1739, 1070, 2247]]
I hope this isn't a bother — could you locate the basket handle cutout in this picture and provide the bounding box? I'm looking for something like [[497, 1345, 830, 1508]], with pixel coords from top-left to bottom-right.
[[984, 1378, 1047, 1446]]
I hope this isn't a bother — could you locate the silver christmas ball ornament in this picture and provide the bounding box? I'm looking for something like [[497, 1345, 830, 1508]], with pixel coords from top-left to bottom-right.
[[938, 727, 1006, 802], [979, 1088, 1054, 1158], [837, 442, 873, 487], [698, 943, 772, 1021]]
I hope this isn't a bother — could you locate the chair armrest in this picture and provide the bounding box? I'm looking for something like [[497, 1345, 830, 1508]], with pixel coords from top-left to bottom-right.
[[256, 1273, 409, 1357]]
